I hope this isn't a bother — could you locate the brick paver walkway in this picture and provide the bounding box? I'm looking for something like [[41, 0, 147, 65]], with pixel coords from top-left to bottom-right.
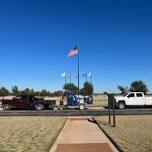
[[50, 117, 118, 152]]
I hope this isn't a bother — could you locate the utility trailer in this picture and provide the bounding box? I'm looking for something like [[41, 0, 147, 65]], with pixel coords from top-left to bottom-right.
[[59, 90, 93, 110]]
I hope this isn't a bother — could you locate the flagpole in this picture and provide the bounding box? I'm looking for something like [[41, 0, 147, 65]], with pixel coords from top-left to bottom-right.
[[69, 72, 71, 83], [65, 76, 66, 85], [86, 74, 88, 82], [78, 47, 80, 96], [90, 72, 92, 84]]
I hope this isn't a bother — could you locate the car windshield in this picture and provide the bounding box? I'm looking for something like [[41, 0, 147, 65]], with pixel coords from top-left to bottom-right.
[[122, 93, 128, 97]]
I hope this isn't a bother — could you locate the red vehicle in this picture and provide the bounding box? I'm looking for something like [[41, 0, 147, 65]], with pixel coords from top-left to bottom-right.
[[1, 95, 56, 111]]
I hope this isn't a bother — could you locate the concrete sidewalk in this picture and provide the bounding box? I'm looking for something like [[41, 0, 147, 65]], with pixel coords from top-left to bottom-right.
[[50, 117, 118, 152]]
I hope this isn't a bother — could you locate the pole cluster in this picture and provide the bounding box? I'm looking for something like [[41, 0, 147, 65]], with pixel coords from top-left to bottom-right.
[[62, 45, 92, 95]]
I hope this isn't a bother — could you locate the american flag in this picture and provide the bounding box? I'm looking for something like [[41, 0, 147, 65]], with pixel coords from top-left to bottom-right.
[[67, 46, 79, 57]]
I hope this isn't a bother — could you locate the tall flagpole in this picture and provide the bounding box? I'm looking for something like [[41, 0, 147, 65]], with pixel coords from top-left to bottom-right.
[[69, 72, 71, 83], [65, 75, 67, 85], [78, 46, 80, 96], [90, 72, 92, 84]]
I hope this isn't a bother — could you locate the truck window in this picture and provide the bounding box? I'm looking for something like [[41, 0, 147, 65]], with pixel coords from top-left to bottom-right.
[[136, 93, 143, 97], [127, 93, 134, 98], [15, 96, 21, 100]]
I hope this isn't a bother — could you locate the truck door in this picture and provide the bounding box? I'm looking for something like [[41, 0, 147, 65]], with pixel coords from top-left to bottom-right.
[[13, 96, 27, 109], [13, 96, 22, 109], [20, 95, 28, 109], [126, 93, 135, 105], [135, 93, 145, 106]]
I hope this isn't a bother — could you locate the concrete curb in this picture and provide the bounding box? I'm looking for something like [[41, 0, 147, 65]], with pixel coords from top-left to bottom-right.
[[49, 118, 70, 152], [48, 118, 68, 152], [0, 108, 152, 116]]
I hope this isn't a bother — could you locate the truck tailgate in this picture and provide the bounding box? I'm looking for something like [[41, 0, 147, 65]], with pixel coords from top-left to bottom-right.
[[145, 97, 152, 105]]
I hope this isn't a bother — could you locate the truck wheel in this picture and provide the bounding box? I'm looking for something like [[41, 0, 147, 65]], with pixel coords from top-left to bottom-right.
[[79, 104, 84, 110], [49, 104, 55, 110], [36, 104, 44, 111], [118, 102, 126, 109], [3, 104, 10, 111]]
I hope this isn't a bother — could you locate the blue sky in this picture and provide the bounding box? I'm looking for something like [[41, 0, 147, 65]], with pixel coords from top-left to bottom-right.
[[0, 0, 152, 93]]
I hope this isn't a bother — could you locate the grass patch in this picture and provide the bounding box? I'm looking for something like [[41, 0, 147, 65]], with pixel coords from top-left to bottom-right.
[[0, 117, 66, 152], [95, 115, 152, 152]]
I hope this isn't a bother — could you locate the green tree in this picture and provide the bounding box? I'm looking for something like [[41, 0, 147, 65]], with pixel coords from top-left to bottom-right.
[[79, 88, 84, 95], [130, 81, 149, 94], [35, 91, 40, 96], [29, 89, 35, 96], [12, 86, 19, 95], [81, 82, 94, 95], [118, 85, 129, 94], [20, 88, 30, 95], [103, 91, 108, 95], [63, 83, 78, 94], [0, 87, 10, 96], [40, 89, 50, 96], [53, 91, 62, 97]]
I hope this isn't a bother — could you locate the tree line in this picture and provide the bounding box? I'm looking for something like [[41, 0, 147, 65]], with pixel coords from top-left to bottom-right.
[[0, 82, 94, 97], [63, 82, 94, 95], [0, 86, 62, 97], [118, 80, 149, 94], [0, 80, 149, 97]]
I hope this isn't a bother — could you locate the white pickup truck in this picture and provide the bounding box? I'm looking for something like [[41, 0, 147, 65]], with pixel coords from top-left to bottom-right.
[[114, 92, 152, 109]]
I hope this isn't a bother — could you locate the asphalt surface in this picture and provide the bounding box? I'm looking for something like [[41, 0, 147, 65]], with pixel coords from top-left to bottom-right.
[[0, 108, 152, 116]]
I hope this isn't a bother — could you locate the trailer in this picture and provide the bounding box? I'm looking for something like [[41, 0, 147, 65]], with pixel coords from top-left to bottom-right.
[[59, 90, 93, 110]]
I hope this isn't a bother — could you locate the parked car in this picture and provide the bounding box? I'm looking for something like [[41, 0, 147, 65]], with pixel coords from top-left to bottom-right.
[[114, 92, 152, 109], [1, 95, 56, 111]]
